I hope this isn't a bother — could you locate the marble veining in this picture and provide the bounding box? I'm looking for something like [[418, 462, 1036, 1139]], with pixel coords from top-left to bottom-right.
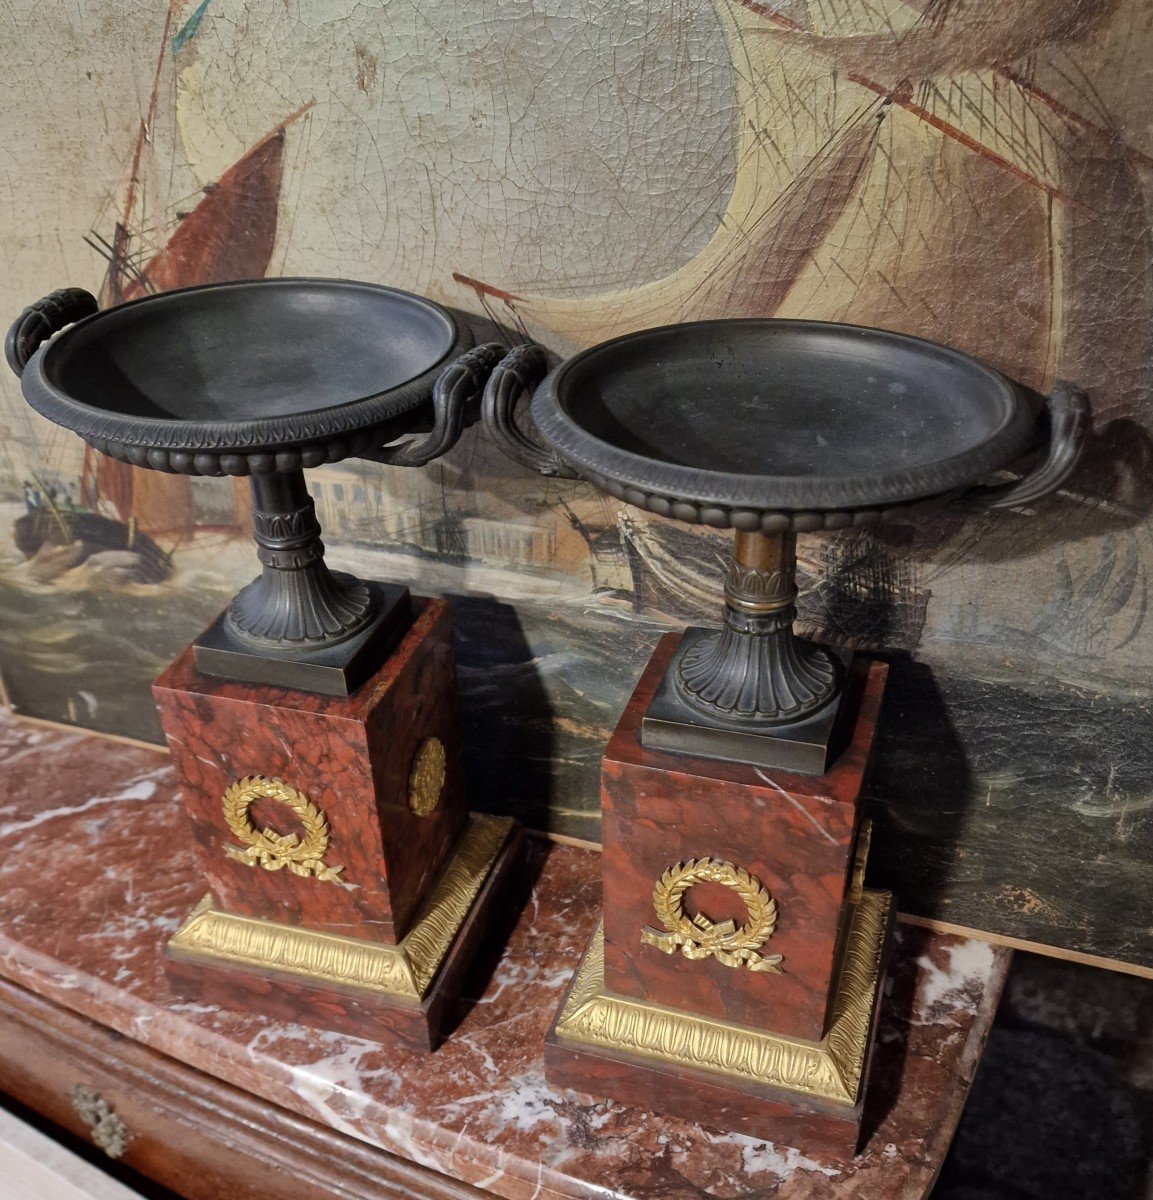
[[0, 707, 1009, 1199], [913, 940, 999, 1026]]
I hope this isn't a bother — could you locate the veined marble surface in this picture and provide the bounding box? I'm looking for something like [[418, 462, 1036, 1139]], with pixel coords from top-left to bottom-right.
[[0, 708, 1009, 1199]]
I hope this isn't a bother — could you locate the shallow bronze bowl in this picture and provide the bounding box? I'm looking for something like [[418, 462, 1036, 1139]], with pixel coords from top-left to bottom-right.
[[484, 319, 1089, 772], [7, 280, 509, 694]]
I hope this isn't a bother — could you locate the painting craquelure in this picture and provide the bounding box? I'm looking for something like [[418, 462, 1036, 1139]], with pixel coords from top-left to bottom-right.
[[1, 0, 1151, 956]]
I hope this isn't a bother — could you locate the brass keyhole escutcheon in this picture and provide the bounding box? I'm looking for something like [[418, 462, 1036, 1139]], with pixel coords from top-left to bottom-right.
[[71, 1085, 130, 1159], [408, 737, 446, 817]]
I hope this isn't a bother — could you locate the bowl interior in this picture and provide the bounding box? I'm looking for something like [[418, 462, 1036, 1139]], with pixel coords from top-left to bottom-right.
[[42, 281, 456, 424], [555, 323, 1015, 480]]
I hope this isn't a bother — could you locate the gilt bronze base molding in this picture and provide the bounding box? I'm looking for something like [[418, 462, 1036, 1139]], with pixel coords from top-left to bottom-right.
[[546, 889, 894, 1154], [169, 815, 511, 1000], [167, 816, 520, 1050]]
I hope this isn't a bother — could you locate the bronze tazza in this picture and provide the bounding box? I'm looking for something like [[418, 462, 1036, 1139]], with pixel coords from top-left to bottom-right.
[[6, 279, 512, 695], [484, 320, 1090, 772]]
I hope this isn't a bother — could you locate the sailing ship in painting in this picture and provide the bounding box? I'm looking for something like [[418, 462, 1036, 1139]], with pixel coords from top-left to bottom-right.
[[11, 0, 305, 587], [454, 0, 1150, 663]]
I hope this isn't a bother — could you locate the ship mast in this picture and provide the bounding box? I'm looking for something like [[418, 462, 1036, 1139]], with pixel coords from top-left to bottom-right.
[[103, 0, 180, 306]]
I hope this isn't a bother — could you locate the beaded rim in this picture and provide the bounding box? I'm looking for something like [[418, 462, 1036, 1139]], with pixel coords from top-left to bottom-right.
[[531, 318, 1041, 526], [18, 278, 467, 473]]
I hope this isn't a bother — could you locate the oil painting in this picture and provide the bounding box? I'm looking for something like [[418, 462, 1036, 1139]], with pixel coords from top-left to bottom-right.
[[2, 0, 1151, 957]]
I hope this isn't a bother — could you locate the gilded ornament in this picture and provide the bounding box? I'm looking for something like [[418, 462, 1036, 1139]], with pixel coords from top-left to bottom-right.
[[222, 775, 344, 883], [408, 737, 446, 817], [171, 816, 512, 1000], [849, 819, 872, 905], [70, 1085, 130, 1159], [641, 856, 783, 972], [557, 890, 893, 1107]]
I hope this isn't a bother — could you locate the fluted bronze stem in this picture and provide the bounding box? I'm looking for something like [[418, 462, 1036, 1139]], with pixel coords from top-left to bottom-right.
[[225, 470, 377, 650], [674, 530, 840, 725]]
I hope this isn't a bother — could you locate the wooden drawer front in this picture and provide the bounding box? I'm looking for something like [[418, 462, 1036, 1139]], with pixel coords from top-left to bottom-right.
[[0, 977, 483, 1200]]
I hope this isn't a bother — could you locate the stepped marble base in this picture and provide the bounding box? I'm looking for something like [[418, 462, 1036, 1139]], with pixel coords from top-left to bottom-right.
[[545, 889, 895, 1156], [167, 815, 521, 1051]]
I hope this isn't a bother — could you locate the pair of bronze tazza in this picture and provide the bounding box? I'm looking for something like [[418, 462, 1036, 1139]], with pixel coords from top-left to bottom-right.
[[7, 279, 1088, 1148]]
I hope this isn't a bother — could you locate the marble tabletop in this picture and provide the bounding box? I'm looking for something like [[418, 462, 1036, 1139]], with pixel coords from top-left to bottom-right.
[[0, 708, 1009, 1199]]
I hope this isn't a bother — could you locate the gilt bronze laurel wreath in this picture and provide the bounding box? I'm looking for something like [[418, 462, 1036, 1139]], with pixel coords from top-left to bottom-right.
[[641, 857, 783, 973], [222, 775, 344, 883]]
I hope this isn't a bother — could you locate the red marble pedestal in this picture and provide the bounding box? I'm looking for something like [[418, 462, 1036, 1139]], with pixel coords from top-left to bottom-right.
[[545, 633, 894, 1154], [152, 595, 520, 1051], [0, 704, 1011, 1200]]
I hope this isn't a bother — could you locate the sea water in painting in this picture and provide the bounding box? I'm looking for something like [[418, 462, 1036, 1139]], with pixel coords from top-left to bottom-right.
[[1, 0, 1152, 852]]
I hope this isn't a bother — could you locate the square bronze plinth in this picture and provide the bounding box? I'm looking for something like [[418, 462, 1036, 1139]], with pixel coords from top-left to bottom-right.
[[545, 889, 895, 1152], [194, 582, 412, 696], [641, 631, 856, 775]]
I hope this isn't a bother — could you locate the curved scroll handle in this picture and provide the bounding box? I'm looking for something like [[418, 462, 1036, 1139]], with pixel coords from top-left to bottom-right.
[[5, 288, 99, 378], [481, 343, 581, 478], [363, 342, 507, 468], [963, 381, 1090, 510]]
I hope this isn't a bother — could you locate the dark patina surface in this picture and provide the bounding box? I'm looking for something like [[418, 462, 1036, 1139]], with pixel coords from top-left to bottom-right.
[[485, 318, 1089, 769], [6, 280, 509, 693]]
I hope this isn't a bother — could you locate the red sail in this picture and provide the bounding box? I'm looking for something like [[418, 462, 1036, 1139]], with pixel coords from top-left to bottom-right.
[[124, 128, 284, 300], [93, 128, 285, 535]]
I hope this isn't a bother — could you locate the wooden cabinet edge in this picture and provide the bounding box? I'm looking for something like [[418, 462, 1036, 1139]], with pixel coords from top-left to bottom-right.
[[0, 976, 487, 1200]]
